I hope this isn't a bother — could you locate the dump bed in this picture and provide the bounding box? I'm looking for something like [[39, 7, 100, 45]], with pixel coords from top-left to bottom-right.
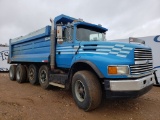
[[9, 26, 51, 63]]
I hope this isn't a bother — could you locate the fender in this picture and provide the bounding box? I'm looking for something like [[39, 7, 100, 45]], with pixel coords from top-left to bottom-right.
[[65, 60, 104, 90], [71, 60, 104, 78]]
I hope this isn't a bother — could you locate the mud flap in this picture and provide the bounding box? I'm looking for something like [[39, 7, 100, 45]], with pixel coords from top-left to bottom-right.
[[153, 70, 160, 86]]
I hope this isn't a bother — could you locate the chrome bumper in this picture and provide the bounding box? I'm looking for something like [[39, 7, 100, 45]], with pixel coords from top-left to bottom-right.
[[110, 74, 154, 91]]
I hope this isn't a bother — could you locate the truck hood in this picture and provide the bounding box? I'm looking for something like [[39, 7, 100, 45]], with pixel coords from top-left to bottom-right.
[[76, 41, 151, 65], [73, 41, 152, 79], [79, 41, 150, 50]]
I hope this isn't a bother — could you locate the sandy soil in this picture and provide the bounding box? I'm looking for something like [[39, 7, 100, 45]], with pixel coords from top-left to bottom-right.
[[0, 73, 160, 120]]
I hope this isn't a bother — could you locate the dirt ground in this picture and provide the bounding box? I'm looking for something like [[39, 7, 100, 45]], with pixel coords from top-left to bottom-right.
[[0, 73, 160, 120]]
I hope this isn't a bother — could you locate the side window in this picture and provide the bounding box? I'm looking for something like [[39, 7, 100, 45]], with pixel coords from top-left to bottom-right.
[[63, 27, 73, 42]]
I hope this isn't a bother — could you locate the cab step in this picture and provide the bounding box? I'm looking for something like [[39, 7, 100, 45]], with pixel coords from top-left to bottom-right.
[[49, 82, 65, 88]]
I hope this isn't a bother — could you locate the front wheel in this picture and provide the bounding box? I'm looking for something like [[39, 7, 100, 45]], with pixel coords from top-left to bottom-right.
[[72, 70, 102, 111]]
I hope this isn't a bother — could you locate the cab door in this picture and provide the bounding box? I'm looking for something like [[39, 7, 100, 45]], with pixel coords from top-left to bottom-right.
[[56, 27, 75, 68]]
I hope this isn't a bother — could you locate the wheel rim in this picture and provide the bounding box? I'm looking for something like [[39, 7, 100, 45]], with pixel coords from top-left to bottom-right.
[[75, 80, 86, 102], [29, 68, 34, 81], [40, 70, 47, 83]]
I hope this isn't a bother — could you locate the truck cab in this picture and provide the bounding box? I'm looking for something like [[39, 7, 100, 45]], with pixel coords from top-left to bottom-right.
[[56, 19, 107, 68]]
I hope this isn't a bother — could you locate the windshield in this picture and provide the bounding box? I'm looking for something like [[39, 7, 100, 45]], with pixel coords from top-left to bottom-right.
[[76, 25, 106, 41]]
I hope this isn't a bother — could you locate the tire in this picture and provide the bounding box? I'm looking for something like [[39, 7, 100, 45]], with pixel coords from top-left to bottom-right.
[[9, 65, 17, 81], [39, 65, 50, 89], [28, 64, 39, 85], [72, 70, 102, 111], [24, 65, 29, 82], [16, 65, 27, 83]]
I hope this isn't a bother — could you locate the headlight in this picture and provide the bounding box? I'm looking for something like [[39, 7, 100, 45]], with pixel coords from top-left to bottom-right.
[[108, 66, 129, 75]]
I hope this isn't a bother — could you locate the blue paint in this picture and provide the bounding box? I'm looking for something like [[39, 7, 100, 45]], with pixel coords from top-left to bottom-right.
[[11, 26, 51, 45], [154, 35, 160, 42], [154, 66, 160, 69], [9, 14, 153, 79]]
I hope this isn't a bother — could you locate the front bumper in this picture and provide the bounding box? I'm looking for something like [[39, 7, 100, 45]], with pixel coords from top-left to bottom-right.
[[104, 74, 154, 98]]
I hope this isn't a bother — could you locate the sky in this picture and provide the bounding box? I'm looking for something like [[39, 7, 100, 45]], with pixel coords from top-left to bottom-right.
[[0, 0, 160, 44]]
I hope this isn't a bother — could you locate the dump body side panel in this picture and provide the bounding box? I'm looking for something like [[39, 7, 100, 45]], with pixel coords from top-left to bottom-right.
[[9, 26, 51, 63]]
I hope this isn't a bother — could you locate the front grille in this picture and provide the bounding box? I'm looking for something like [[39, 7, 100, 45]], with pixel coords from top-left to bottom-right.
[[130, 63, 153, 75], [134, 48, 152, 60], [130, 48, 153, 75]]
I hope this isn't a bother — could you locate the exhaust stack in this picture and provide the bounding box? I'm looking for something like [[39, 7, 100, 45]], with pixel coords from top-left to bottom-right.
[[50, 18, 56, 71]]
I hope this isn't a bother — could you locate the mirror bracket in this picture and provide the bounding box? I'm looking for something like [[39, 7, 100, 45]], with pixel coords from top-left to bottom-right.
[[57, 25, 63, 44]]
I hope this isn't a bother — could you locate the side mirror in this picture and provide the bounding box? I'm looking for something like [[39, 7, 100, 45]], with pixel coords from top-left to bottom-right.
[[57, 26, 63, 44]]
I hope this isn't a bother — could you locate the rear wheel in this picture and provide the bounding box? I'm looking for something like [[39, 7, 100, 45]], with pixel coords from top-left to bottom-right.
[[16, 65, 27, 83], [24, 65, 29, 82], [72, 70, 102, 111], [28, 64, 39, 85], [9, 65, 17, 81], [39, 65, 50, 89]]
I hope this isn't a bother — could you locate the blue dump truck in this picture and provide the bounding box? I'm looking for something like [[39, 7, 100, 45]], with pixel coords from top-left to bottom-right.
[[8, 14, 154, 111]]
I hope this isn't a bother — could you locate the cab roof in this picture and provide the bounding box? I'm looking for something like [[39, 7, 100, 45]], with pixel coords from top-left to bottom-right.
[[54, 14, 108, 31]]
